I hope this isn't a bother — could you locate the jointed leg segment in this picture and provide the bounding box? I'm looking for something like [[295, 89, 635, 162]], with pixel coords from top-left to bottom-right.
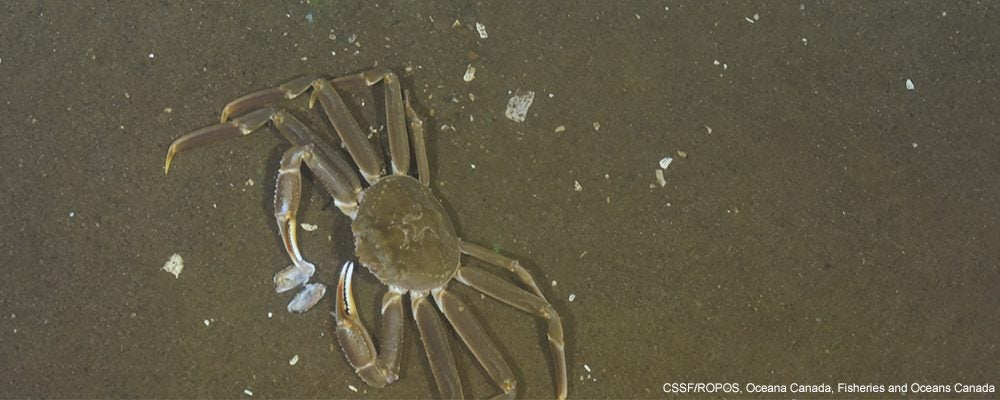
[[456, 260, 568, 400]]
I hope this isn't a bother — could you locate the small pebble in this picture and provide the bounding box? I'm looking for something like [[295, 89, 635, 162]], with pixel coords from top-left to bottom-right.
[[244, 388, 253, 396], [554, 125, 566, 133], [574, 181, 582, 191], [348, 385, 359, 393], [584, 364, 592, 372], [568, 293, 576, 302], [289, 355, 299, 365], [203, 319, 210, 327], [905, 78, 915, 90]]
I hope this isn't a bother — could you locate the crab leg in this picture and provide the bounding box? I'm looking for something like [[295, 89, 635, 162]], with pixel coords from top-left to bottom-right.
[[404, 91, 430, 186], [411, 290, 464, 399], [308, 78, 386, 184], [460, 241, 548, 300], [164, 107, 277, 174], [433, 288, 517, 399], [220, 75, 318, 122], [335, 262, 405, 387], [331, 69, 411, 177], [456, 266, 567, 400], [271, 146, 316, 292], [271, 112, 362, 217], [216, 74, 386, 184]]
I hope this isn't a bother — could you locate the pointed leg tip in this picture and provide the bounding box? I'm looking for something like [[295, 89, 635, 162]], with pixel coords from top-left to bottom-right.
[[308, 90, 318, 109], [163, 150, 176, 175]]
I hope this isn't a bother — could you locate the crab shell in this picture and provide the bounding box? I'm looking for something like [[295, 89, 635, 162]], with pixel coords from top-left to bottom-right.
[[352, 175, 461, 292]]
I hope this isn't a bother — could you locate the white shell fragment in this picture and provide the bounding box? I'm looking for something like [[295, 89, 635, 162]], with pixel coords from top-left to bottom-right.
[[348, 384, 359, 393], [905, 78, 915, 90], [574, 181, 583, 191], [568, 293, 576, 302], [162, 253, 184, 278], [504, 91, 535, 122], [300, 223, 318, 232], [244, 388, 253, 396], [289, 354, 299, 365], [659, 156, 674, 170], [655, 169, 666, 187], [287, 283, 327, 313], [463, 64, 476, 82], [475, 22, 488, 39]]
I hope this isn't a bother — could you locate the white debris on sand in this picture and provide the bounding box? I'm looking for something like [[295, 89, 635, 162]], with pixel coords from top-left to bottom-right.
[[659, 156, 674, 170], [655, 169, 666, 187], [654, 156, 673, 187], [162, 253, 184, 278], [300, 223, 318, 232], [244, 388, 253, 396], [504, 91, 535, 122], [463, 64, 476, 82], [574, 180, 583, 191], [348, 384, 359, 393], [475, 22, 488, 39], [906, 78, 915, 90], [584, 364, 592, 372], [289, 354, 299, 365], [568, 293, 576, 302]]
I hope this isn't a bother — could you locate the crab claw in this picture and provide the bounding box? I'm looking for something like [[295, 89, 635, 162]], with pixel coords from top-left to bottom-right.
[[274, 261, 316, 293], [336, 261, 358, 320]]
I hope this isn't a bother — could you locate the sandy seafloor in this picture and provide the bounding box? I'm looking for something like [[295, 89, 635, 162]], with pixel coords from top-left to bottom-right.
[[1, 1, 998, 398]]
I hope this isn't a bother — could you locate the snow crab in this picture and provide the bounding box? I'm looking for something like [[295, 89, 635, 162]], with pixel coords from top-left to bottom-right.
[[164, 70, 566, 399]]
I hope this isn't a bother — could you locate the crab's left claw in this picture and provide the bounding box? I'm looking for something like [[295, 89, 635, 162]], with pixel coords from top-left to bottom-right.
[[335, 261, 404, 387]]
